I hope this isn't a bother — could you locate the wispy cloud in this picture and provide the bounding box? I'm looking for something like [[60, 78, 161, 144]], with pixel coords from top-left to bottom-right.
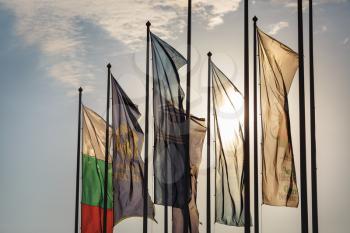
[[269, 0, 348, 9], [343, 37, 349, 48], [0, 0, 241, 92], [314, 0, 349, 4], [321, 25, 328, 32], [314, 24, 329, 34], [268, 21, 289, 35], [284, 2, 298, 8]]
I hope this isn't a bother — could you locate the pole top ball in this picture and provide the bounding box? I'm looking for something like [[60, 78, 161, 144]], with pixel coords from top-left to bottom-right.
[[207, 52, 212, 57], [107, 63, 111, 69], [253, 16, 258, 22], [78, 87, 83, 92], [146, 21, 151, 27]]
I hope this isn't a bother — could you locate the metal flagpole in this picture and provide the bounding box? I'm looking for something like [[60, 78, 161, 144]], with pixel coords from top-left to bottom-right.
[[309, 1, 318, 232], [165, 137, 168, 233], [75, 87, 83, 233], [252, 16, 259, 233], [243, 0, 251, 232], [165, 114, 168, 233], [213, 96, 217, 233], [103, 63, 111, 233], [206, 51, 212, 233], [298, 0, 309, 232], [184, 0, 192, 232], [143, 21, 151, 233]]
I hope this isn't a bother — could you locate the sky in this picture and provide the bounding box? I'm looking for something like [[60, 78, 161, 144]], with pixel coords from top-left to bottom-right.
[[0, 0, 349, 233]]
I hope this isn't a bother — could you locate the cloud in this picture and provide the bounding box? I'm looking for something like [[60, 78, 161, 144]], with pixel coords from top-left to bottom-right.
[[343, 37, 349, 45], [314, 24, 329, 34], [282, 0, 308, 10], [314, 0, 349, 4], [268, 21, 289, 35], [0, 0, 241, 92], [268, 0, 348, 9]]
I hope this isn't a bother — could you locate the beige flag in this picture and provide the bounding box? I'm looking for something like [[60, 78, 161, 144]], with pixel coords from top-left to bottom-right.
[[258, 28, 299, 207], [172, 116, 206, 233]]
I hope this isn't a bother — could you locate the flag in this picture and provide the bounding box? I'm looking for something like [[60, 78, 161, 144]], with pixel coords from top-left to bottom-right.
[[211, 61, 247, 226], [111, 76, 155, 224], [150, 32, 189, 208], [81, 106, 113, 233], [258, 28, 299, 207], [172, 116, 206, 233]]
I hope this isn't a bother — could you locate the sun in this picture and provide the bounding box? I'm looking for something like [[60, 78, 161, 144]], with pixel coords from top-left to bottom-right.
[[215, 85, 244, 147]]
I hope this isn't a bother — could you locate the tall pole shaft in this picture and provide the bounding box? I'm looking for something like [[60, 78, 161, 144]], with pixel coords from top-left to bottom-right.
[[206, 52, 212, 233], [165, 122, 168, 233], [184, 0, 192, 232], [252, 16, 259, 233], [143, 21, 151, 233], [164, 180, 168, 233], [103, 63, 111, 233], [309, 1, 318, 232], [74, 87, 83, 233], [243, 1, 251, 232], [298, 1, 309, 232]]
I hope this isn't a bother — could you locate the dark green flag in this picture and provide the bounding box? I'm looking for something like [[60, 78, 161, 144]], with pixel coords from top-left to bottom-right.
[[150, 32, 189, 208]]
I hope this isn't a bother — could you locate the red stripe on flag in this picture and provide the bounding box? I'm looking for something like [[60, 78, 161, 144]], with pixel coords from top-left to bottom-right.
[[81, 203, 113, 233]]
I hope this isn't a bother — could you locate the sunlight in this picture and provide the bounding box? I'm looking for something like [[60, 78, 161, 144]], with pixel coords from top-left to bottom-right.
[[215, 85, 244, 147]]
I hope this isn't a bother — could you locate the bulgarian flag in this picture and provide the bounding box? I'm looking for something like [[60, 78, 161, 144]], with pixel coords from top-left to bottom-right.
[[81, 106, 114, 233]]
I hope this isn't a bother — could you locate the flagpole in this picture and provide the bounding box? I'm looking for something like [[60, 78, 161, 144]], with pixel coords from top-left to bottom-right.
[[165, 143, 168, 233], [74, 87, 83, 233], [184, 0, 192, 232], [309, 1, 318, 232], [165, 111, 168, 233], [243, 0, 251, 232], [206, 51, 212, 233], [252, 16, 259, 233], [298, 1, 309, 232], [103, 63, 111, 233], [143, 21, 151, 233]]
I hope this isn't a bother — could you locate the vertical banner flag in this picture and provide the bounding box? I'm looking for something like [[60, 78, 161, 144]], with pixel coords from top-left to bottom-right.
[[211, 62, 247, 226], [150, 32, 190, 208], [111, 76, 155, 224], [257, 28, 299, 207], [172, 116, 207, 233], [81, 106, 114, 233]]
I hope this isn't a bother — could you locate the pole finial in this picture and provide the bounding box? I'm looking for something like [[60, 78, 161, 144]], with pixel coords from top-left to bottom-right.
[[207, 51, 212, 57], [107, 63, 111, 69], [78, 87, 83, 92], [253, 16, 258, 22], [146, 21, 151, 27]]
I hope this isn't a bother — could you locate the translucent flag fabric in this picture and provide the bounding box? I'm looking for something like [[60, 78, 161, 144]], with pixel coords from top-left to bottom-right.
[[211, 62, 247, 226], [111, 76, 155, 224], [172, 116, 206, 233], [150, 32, 190, 208], [81, 106, 114, 233], [258, 28, 299, 207]]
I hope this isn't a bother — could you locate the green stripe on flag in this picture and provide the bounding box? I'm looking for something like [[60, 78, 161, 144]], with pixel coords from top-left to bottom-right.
[[82, 154, 113, 209]]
